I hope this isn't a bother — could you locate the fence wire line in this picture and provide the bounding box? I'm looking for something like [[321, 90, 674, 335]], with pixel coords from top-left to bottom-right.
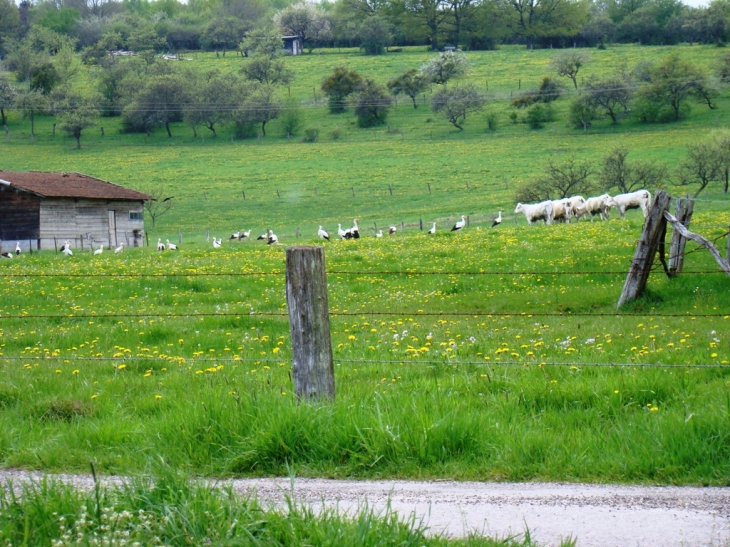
[[0, 354, 727, 369], [1, 268, 729, 279], [1, 310, 728, 320]]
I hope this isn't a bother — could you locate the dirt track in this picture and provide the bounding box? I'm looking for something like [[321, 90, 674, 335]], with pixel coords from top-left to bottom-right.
[[2, 471, 729, 547]]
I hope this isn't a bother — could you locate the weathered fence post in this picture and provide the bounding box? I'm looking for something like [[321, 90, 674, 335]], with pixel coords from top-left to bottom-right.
[[286, 246, 335, 401], [727, 223, 730, 264], [668, 197, 694, 276], [617, 190, 672, 308]]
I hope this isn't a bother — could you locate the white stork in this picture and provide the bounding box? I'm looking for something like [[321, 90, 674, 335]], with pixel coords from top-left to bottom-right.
[[427, 222, 436, 234], [62, 246, 73, 256], [318, 226, 330, 241], [93, 244, 104, 256], [256, 231, 267, 241], [15, 242, 20, 255], [349, 219, 360, 239], [157, 238, 165, 251], [114, 242, 124, 254], [60, 240, 70, 253], [451, 215, 466, 232], [267, 229, 278, 245], [491, 210, 503, 228], [388, 226, 397, 235], [1, 252, 12, 259], [240, 230, 251, 240], [166, 239, 178, 250], [375, 230, 383, 238], [229, 230, 241, 240], [213, 238, 222, 248], [337, 224, 348, 239]]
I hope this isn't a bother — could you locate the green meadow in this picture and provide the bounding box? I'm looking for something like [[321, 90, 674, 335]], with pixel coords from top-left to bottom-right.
[[1, 44, 730, 488]]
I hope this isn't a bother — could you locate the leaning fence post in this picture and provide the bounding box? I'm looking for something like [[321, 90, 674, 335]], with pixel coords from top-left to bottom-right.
[[668, 197, 694, 276], [617, 190, 672, 308], [286, 246, 335, 401]]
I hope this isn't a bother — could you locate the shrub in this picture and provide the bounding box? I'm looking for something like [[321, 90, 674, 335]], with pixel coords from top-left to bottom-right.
[[302, 128, 319, 142], [525, 104, 552, 129], [486, 112, 499, 132], [330, 128, 342, 140], [280, 103, 303, 137], [234, 122, 258, 139]]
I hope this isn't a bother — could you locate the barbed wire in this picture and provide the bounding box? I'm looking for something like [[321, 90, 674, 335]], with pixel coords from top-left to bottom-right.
[[0, 354, 727, 369]]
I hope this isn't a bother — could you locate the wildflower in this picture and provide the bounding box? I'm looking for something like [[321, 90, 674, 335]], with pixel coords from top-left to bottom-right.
[[155, 395, 162, 400]]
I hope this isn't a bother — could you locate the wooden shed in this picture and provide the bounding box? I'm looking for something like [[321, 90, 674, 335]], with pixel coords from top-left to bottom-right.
[[0, 171, 153, 252], [282, 35, 303, 55]]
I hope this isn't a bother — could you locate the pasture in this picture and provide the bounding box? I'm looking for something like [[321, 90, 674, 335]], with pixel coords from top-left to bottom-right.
[[1, 44, 730, 490]]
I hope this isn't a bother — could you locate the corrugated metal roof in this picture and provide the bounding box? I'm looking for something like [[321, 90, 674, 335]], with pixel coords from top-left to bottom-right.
[[0, 171, 154, 201]]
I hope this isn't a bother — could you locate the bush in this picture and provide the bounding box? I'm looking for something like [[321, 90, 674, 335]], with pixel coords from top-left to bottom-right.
[[280, 104, 303, 137], [330, 128, 342, 140], [486, 112, 499, 131], [234, 122, 258, 139], [302, 128, 319, 142], [525, 104, 552, 129]]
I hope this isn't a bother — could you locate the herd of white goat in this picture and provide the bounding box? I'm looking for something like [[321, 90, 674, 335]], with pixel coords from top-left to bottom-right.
[[514, 190, 651, 225]]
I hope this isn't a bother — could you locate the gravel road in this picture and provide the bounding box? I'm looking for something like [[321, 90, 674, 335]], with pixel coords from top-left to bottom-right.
[[2, 470, 728, 547]]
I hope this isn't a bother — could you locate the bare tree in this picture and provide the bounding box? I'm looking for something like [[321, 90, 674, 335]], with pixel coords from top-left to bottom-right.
[[677, 142, 721, 198], [518, 156, 594, 201], [580, 76, 632, 124], [599, 147, 668, 193], [710, 129, 730, 194], [431, 83, 485, 130], [550, 51, 590, 89], [143, 188, 175, 228]]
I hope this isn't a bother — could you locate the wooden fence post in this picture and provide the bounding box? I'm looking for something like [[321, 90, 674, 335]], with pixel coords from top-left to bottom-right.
[[286, 246, 335, 401], [727, 223, 730, 264], [617, 190, 672, 308], [668, 197, 694, 276]]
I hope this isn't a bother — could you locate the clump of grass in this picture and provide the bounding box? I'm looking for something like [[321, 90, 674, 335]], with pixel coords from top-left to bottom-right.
[[302, 128, 319, 142], [39, 399, 94, 422]]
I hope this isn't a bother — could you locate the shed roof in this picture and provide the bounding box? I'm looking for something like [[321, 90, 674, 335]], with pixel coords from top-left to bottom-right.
[[0, 171, 154, 201]]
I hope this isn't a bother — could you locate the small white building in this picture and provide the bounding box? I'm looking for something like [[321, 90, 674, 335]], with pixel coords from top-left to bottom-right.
[[283, 36, 303, 55], [0, 171, 153, 252]]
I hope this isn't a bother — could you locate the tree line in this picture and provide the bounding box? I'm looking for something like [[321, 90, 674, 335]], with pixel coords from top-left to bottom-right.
[[6, 0, 730, 61]]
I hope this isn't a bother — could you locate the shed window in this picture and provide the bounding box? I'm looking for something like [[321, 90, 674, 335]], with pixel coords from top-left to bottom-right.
[[129, 211, 144, 221]]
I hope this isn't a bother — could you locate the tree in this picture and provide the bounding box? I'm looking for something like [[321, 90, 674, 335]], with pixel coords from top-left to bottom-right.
[[550, 51, 590, 90], [14, 88, 48, 139], [274, 2, 332, 53], [143, 187, 175, 228], [357, 15, 392, 55], [0, 0, 21, 54], [517, 156, 595, 202], [240, 28, 284, 57], [404, 0, 446, 50], [58, 93, 99, 149], [241, 55, 294, 86], [354, 79, 392, 127], [599, 147, 668, 194], [420, 51, 469, 85], [431, 83, 486, 130], [387, 69, 429, 109], [580, 75, 632, 124], [511, 77, 564, 108], [636, 53, 703, 121], [0, 74, 16, 126], [677, 142, 721, 198], [123, 73, 188, 136], [710, 129, 730, 194], [321, 66, 363, 113], [235, 84, 281, 136], [504, 0, 587, 49], [184, 72, 240, 137], [446, 0, 477, 48], [201, 16, 249, 55]]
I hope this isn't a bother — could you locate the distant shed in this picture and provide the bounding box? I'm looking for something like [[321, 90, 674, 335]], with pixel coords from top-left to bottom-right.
[[282, 35, 303, 55], [0, 171, 154, 252]]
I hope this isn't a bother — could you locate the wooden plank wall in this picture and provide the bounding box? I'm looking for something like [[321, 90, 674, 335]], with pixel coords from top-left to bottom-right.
[[38, 199, 145, 250], [0, 186, 41, 252]]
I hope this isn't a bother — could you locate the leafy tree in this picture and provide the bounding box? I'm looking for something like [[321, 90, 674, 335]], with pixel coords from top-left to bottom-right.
[[15, 88, 48, 139], [357, 15, 392, 54], [635, 53, 704, 121], [241, 55, 294, 86], [710, 129, 730, 194], [201, 16, 249, 55], [0, 74, 17, 126], [677, 142, 721, 198], [568, 95, 596, 130], [279, 101, 303, 136], [53, 45, 82, 93], [321, 66, 363, 113], [550, 51, 590, 89], [127, 25, 167, 52], [404, 0, 446, 50], [30, 62, 60, 95], [431, 83, 485, 130], [579, 11, 616, 46], [37, 7, 81, 35], [240, 28, 284, 57], [504, 0, 587, 49], [599, 147, 668, 193], [58, 93, 99, 149], [446, 0, 477, 48], [235, 84, 280, 136], [580, 75, 632, 124], [184, 72, 240, 137], [354, 79, 392, 127], [387, 68, 429, 109], [0, 0, 21, 54], [693, 75, 720, 110], [511, 77, 563, 108], [274, 2, 332, 53], [420, 51, 469, 85], [123, 73, 188, 136]]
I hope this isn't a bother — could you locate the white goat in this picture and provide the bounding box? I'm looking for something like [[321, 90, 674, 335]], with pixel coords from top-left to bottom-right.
[[515, 201, 554, 225], [605, 190, 651, 220]]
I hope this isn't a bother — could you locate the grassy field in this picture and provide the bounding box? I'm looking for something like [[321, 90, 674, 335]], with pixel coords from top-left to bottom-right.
[[0, 44, 729, 490]]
